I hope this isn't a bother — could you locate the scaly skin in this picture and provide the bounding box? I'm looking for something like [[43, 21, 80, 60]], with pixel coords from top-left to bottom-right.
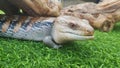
[[0, 15, 94, 49]]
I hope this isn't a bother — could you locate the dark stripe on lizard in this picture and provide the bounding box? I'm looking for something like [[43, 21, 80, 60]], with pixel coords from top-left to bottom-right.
[[7, 15, 20, 31], [0, 16, 8, 32], [13, 16, 27, 32], [21, 16, 32, 30]]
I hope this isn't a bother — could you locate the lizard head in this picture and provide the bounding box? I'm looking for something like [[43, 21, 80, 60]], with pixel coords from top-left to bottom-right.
[[52, 15, 94, 44]]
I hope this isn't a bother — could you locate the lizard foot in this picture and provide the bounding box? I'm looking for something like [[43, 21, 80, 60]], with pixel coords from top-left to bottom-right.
[[43, 36, 62, 49]]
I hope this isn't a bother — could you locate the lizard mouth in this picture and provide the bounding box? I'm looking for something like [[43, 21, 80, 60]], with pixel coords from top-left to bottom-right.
[[52, 32, 94, 44], [74, 34, 94, 40], [65, 32, 94, 40]]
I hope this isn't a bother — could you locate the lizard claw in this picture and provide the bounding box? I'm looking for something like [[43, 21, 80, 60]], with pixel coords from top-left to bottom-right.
[[53, 45, 62, 49]]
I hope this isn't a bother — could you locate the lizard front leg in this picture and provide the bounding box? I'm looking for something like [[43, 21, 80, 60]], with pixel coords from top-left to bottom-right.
[[43, 36, 62, 49]]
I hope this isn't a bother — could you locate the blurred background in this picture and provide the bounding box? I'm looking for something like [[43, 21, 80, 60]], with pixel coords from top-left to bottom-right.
[[61, 0, 96, 7]]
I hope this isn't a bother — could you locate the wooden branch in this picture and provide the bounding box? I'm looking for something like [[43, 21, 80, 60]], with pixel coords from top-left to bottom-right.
[[8, 0, 62, 17], [61, 1, 120, 32], [97, 0, 120, 10]]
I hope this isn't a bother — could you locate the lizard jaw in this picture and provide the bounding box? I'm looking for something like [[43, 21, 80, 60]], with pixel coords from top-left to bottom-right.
[[64, 32, 94, 41], [52, 32, 94, 44]]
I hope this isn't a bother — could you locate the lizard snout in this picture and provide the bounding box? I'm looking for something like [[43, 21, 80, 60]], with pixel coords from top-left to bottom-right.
[[85, 28, 94, 36]]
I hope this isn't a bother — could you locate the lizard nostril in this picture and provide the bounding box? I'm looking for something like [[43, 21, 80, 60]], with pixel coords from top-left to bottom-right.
[[86, 29, 94, 35]]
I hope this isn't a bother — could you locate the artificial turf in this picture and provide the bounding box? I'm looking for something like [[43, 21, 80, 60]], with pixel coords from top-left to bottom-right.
[[0, 13, 120, 68]]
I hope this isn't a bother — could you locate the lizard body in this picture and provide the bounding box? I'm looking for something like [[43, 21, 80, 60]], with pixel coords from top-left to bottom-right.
[[0, 15, 94, 49]]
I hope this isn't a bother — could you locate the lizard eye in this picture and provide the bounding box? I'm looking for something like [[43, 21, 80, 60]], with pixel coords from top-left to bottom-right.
[[69, 23, 77, 30]]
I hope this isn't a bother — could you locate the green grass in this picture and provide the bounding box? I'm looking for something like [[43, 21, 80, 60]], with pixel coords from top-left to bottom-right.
[[0, 23, 120, 68], [0, 10, 120, 67], [0, 11, 5, 14]]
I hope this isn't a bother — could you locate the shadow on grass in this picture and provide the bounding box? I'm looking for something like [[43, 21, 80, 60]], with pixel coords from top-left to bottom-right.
[[0, 36, 93, 58], [58, 41, 93, 58], [112, 23, 120, 32]]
